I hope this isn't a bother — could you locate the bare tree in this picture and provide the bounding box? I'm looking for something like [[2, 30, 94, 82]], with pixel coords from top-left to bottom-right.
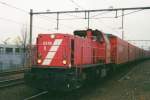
[[20, 24, 29, 67], [21, 24, 28, 52]]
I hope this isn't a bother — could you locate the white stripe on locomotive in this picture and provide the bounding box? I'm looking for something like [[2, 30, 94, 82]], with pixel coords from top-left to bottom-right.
[[42, 39, 63, 65]]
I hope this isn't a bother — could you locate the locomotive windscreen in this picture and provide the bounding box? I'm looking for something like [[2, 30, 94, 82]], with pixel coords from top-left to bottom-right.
[[93, 30, 103, 42]]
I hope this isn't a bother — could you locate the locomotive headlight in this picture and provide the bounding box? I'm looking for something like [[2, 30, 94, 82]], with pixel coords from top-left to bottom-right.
[[37, 59, 42, 64], [68, 64, 71, 68], [62, 59, 67, 65], [50, 34, 55, 39]]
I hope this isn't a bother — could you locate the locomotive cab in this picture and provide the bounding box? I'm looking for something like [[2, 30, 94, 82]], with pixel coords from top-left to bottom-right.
[[74, 29, 103, 42], [74, 29, 111, 64]]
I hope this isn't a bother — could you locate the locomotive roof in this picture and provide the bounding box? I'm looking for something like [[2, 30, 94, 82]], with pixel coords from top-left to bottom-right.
[[74, 29, 103, 37]]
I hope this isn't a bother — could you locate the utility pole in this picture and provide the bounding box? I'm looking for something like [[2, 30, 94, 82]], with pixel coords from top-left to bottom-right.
[[29, 9, 33, 67], [122, 10, 124, 40], [56, 12, 59, 30], [87, 11, 90, 29], [85, 11, 90, 29], [30, 9, 33, 46]]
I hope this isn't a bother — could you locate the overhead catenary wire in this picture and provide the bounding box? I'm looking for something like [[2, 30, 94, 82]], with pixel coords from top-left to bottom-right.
[[30, 7, 150, 39], [49, 9, 143, 20], [0, 0, 84, 21], [91, 11, 113, 18], [1, 0, 146, 31], [32, 7, 150, 14], [86, 9, 145, 19], [69, 0, 84, 10], [0, 0, 28, 13], [64, 13, 83, 19], [0, 0, 87, 22], [40, 9, 144, 21], [117, 9, 144, 18], [39, 9, 146, 21], [0, 0, 148, 32], [96, 19, 121, 35], [0, 0, 59, 26], [0, 0, 60, 31], [0, 0, 150, 41], [0, 16, 26, 25], [0, 0, 59, 20], [0, 0, 148, 21], [0, 16, 52, 31]]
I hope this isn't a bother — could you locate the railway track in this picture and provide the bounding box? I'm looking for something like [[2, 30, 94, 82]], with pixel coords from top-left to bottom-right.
[[22, 63, 141, 100], [0, 60, 149, 100], [0, 67, 28, 88], [0, 67, 30, 77], [23, 91, 48, 100], [0, 78, 24, 88]]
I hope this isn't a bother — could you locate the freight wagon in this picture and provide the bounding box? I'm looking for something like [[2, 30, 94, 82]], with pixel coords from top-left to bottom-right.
[[25, 29, 150, 91]]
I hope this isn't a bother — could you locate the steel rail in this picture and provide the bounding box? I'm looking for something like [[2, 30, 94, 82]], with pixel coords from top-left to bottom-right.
[[23, 91, 48, 100], [0, 67, 30, 77], [0, 78, 24, 88]]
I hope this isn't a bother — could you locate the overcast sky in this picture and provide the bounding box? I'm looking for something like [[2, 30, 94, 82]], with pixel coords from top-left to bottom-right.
[[0, 0, 150, 48]]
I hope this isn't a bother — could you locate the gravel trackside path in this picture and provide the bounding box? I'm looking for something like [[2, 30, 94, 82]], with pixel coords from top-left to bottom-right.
[[80, 60, 150, 100]]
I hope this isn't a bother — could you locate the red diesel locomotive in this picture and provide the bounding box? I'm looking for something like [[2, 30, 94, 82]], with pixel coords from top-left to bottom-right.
[[25, 29, 150, 90]]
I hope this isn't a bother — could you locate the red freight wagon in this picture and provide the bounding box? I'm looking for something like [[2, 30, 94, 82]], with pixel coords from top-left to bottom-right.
[[128, 43, 136, 62], [148, 51, 150, 57], [135, 47, 140, 60], [139, 48, 144, 58], [145, 50, 150, 58], [108, 34, 128, 64]]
